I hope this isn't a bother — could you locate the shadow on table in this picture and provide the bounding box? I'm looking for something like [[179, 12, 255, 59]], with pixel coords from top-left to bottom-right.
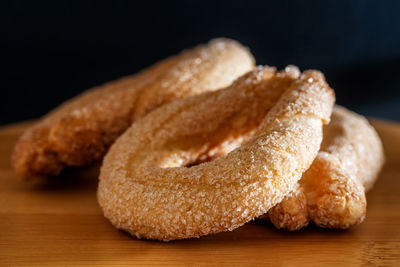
[[27, 162, 101, 192]]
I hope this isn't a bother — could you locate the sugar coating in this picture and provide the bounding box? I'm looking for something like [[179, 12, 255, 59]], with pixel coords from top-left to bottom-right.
[[97, 67, 335, 241], [265, 106, 385, 230], [12, 38, 255, 179]]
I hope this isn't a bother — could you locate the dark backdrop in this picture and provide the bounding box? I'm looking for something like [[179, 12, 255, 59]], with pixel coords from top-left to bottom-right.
[[2, 0, 400, 125]]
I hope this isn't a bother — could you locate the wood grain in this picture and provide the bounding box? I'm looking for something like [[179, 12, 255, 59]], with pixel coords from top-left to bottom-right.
[[1, 119, 399, 266]]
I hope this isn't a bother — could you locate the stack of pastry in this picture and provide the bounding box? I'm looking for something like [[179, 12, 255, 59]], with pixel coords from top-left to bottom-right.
[[12, 39, 384, 241]]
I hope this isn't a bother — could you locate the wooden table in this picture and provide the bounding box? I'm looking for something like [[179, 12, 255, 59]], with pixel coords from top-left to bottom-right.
[[1, 119, 399, 266]]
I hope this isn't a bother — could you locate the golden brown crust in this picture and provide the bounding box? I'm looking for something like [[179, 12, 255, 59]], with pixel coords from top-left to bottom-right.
[[97, 66, 334, 241], [12, 38, 255, 179], [260, 183, 309, 230], [264, 106, 385, 230]]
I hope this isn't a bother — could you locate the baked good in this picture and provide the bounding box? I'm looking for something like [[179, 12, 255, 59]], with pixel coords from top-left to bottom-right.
[[12, 38, 254, 179], [263, 106, 385, 230], [97, 66, 334, 241]]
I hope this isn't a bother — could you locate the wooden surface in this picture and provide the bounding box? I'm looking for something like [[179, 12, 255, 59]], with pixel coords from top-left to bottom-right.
[[1, 119, 400, 266]]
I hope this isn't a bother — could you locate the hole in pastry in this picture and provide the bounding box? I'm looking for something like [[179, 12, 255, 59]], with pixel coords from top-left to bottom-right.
[[184, 135, 251, 168]]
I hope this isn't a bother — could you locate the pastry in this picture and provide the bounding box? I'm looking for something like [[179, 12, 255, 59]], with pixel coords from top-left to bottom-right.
[[263, 106, 385, 230], [97, 66, 334, 241], [12, 38, 254, 179]]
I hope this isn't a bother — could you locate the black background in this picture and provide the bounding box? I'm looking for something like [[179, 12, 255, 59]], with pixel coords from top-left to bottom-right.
[[2, 0, 400, 125]]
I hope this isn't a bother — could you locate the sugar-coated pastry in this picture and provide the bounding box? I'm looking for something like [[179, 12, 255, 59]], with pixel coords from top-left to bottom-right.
[[263, 106, 384, 230], [97, 66, 334, 241], [12, 38, 255, 179]]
